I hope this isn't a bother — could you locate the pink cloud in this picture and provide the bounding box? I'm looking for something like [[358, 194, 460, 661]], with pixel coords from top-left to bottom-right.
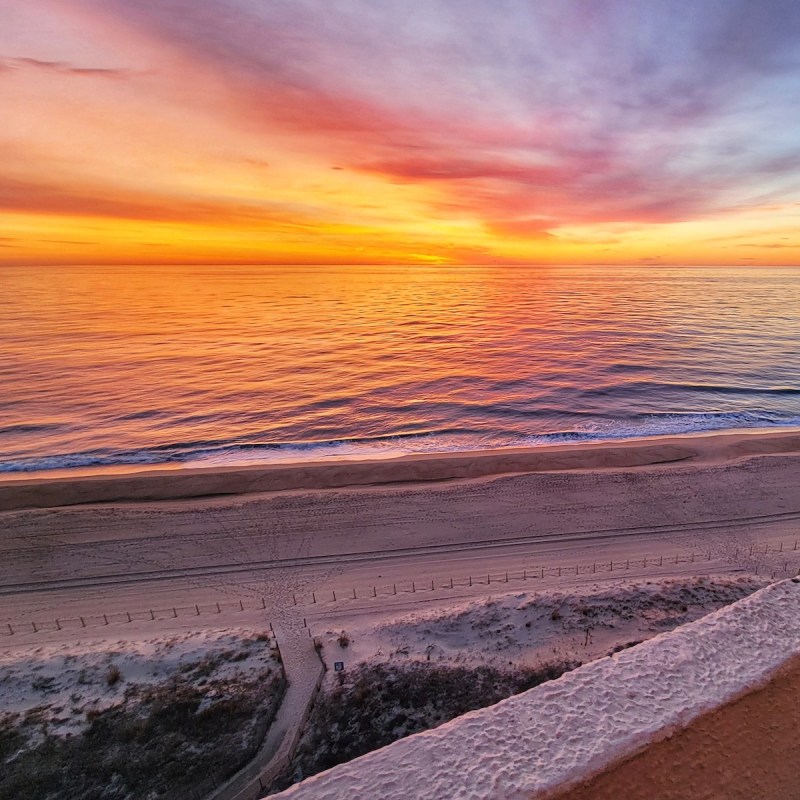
[[0, 174, 324, 227], [20, 0, 800, 234]]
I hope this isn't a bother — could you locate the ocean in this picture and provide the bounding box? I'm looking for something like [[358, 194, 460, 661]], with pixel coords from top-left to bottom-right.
[[1, 264, 798, 475]]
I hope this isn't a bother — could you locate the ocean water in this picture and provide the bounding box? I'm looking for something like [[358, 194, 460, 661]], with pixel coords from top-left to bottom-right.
[[0, 264, 798, 475]]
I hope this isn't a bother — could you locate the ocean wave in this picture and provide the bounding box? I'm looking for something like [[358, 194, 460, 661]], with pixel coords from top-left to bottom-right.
[[0, 422, 71, 436], [2, 410, 800, 474], [522, 410, 800, 445], [579, 381, 800, 399]]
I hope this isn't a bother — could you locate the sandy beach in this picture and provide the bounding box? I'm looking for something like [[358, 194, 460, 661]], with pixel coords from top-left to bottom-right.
[[1, 429, 799, 630]]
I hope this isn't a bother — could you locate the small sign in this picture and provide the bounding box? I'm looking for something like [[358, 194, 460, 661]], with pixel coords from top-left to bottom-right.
[[334, 661, 345, 672]]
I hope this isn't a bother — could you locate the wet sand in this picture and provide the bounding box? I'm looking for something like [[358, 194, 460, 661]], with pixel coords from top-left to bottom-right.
[[2, 429, 800, 512]]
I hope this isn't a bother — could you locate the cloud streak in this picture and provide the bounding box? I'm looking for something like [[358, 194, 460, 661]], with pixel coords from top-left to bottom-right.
[[0, 174, 327, 228], [1, 55, 133, 77]]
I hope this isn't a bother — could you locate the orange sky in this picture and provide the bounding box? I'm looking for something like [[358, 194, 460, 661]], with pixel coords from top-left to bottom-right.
[[2, 0, 800, 266]]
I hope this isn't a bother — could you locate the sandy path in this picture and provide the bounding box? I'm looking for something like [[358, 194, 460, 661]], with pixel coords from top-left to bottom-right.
[[207, 615, 324, 800]]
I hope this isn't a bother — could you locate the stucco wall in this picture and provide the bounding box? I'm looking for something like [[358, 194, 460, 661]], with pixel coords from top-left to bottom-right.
[[559, 652, 800, 800], [269, 578, 800, 800]]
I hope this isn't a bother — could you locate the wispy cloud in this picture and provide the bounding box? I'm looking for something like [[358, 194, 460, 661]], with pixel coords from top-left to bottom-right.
[[0, 55, 133, 77], [0, 174, 326, 227], [484, 218, 557, 240], [736, 242, 800, 249]]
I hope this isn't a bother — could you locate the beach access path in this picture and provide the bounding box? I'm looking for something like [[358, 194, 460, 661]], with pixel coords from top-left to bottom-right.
[[206, 615, 324, 800]]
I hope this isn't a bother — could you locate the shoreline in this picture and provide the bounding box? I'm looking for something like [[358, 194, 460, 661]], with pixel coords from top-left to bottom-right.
[[3, 424, 800, 484], [2, 428, 800, 512]]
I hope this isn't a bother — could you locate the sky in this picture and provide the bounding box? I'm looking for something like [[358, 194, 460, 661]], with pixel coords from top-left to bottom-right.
[[2, 0, 800, 266]]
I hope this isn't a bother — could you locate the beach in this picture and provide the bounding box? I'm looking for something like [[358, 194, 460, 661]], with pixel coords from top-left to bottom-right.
[[1, 430, 799, 627]]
